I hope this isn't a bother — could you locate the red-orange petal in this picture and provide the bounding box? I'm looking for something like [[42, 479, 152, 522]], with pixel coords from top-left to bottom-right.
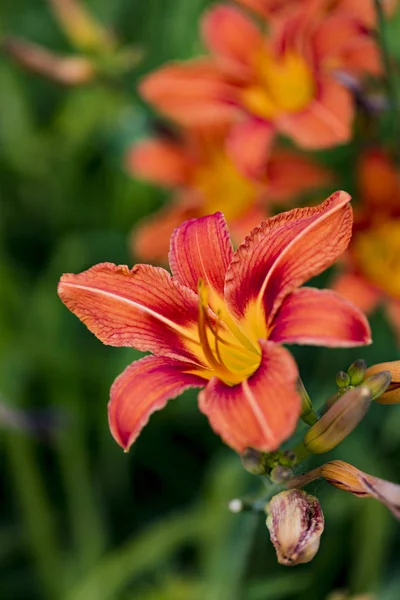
[[169, 212, 233, 299], [278, 78, 353, 149], [126, 138, 193, 187], [331, 272, 380, 314], [58, 263, 201, 362], [109, 355, 206, 450], [270, 287, 371, 346], [198, 340, 300, 452], [267, 149, 333, 203], [202, 4, 264, 75], [139, 59, 239, 127], [225, 191, 353, 323], [227, 119, 275, 179]]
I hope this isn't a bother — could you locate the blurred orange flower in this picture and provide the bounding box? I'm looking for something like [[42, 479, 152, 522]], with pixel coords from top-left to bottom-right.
[[332, 149, 400, 344], [127, 125, 332, 262], [141, 2, 380, 174]]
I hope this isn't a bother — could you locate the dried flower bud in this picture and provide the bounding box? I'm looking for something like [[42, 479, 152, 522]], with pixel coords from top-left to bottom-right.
[[270, 465, 293, 484], [347, 359, 367, 385], [304, 386, 371, 454], [365, 361, 400, 404], [240, 448, 267, 475], [266, 490, 324, 566], [3, 37, 95, 85], [321, 460, 400, 519]]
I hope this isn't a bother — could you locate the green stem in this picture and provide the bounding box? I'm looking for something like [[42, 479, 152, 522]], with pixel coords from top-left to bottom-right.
[[293, 442, 311, 465], [374, 0, 400, 160]]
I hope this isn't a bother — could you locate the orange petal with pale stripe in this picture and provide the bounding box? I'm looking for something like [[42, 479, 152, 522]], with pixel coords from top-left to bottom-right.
[[126, 139, 193, 187], [225, 191, 353, 326], [270, 287, 371, 346], [198, 340, 300, 452], [58, 263, 201, 362], [169, 212, 233, 301], [278, 79, 353, 149], [108, 355, 206, 450], [139, 59, 239, 127], [202, 4, 264, 75]]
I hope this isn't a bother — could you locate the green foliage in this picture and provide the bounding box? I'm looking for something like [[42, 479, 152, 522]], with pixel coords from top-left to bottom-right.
[[1, 1, 400, 599]]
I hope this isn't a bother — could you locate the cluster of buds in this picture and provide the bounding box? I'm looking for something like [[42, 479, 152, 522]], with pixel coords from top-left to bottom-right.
[[232, 360, 400, 567]]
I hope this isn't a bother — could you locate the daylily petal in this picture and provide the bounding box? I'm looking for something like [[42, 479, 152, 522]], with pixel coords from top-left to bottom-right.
[[202, 4, 264, 75], [58, 263, 201, 361], [131, 196, 200, 263], [227, 119, 275, 179], [198, 340, 300, 452], [109, 355, 206, 450], [139, 59, 239, 127], [169, 212, 233, 301], [225, 191, 353, 332], [270, 287, 371, 346], [126, 138, 193, 187], [331, 272, 380, 314], [267, 149, 333, 203], [278, 79, 353, 149]]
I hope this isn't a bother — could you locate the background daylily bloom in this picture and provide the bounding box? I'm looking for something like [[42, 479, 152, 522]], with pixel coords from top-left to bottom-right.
[[58, 192, 370, 453], [332, 149, 400, 344], [127, 125, 332, 262], [140, 2, 380, 172]]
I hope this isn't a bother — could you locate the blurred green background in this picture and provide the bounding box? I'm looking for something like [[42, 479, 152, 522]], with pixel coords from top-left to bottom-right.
[[1, 1, 400, 599]]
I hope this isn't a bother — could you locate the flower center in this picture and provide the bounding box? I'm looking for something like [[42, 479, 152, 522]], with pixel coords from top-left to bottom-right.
[[353, 220, 400, 299], [194, 281, 261, 385], [241, 50, 315, 120], [194, 150, 258, 220]]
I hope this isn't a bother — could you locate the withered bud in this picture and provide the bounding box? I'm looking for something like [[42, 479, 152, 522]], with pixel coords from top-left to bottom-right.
[[3, 37, 95, 85], [240, 448, 267, 475], [266, 490, 324, 566], [336, 370, 350, 388], [347, 359, 366, 385], [365, 361, 400, 404], [304, 386, 371, 454], [321, 460, 400, 519]]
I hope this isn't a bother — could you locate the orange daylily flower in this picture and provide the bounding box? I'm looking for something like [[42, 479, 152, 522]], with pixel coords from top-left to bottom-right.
[[235, 0, 396, 28], [58, 193, 370, 453], [289, 459, 400, 519], [140, 2, 380, 173], [127, 126, 332, 262], [332, 149, 400, 344]]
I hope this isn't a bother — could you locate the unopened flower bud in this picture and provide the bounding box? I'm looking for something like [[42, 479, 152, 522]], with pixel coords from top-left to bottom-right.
[[363, 371, 391, 400], [240, 448, 267, 475], [336, 371, 351, 388], [280, 450, 297, 466], [270, 465, 293, 484], [365, 361, 400, 404], [266, 490, 324, 566], [304, 386, 371, 454], [321, 460, 400, 519], [347, 359, 366, 385]]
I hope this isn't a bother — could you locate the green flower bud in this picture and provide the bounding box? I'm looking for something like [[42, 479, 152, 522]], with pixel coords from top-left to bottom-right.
[[240, 448, 267, 475], [336, 370, 351, 388], [266, 490, 324, 566], [304, 386, 371, 454], [363, 371, 392, 400], [347, 359, 366, 385]]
